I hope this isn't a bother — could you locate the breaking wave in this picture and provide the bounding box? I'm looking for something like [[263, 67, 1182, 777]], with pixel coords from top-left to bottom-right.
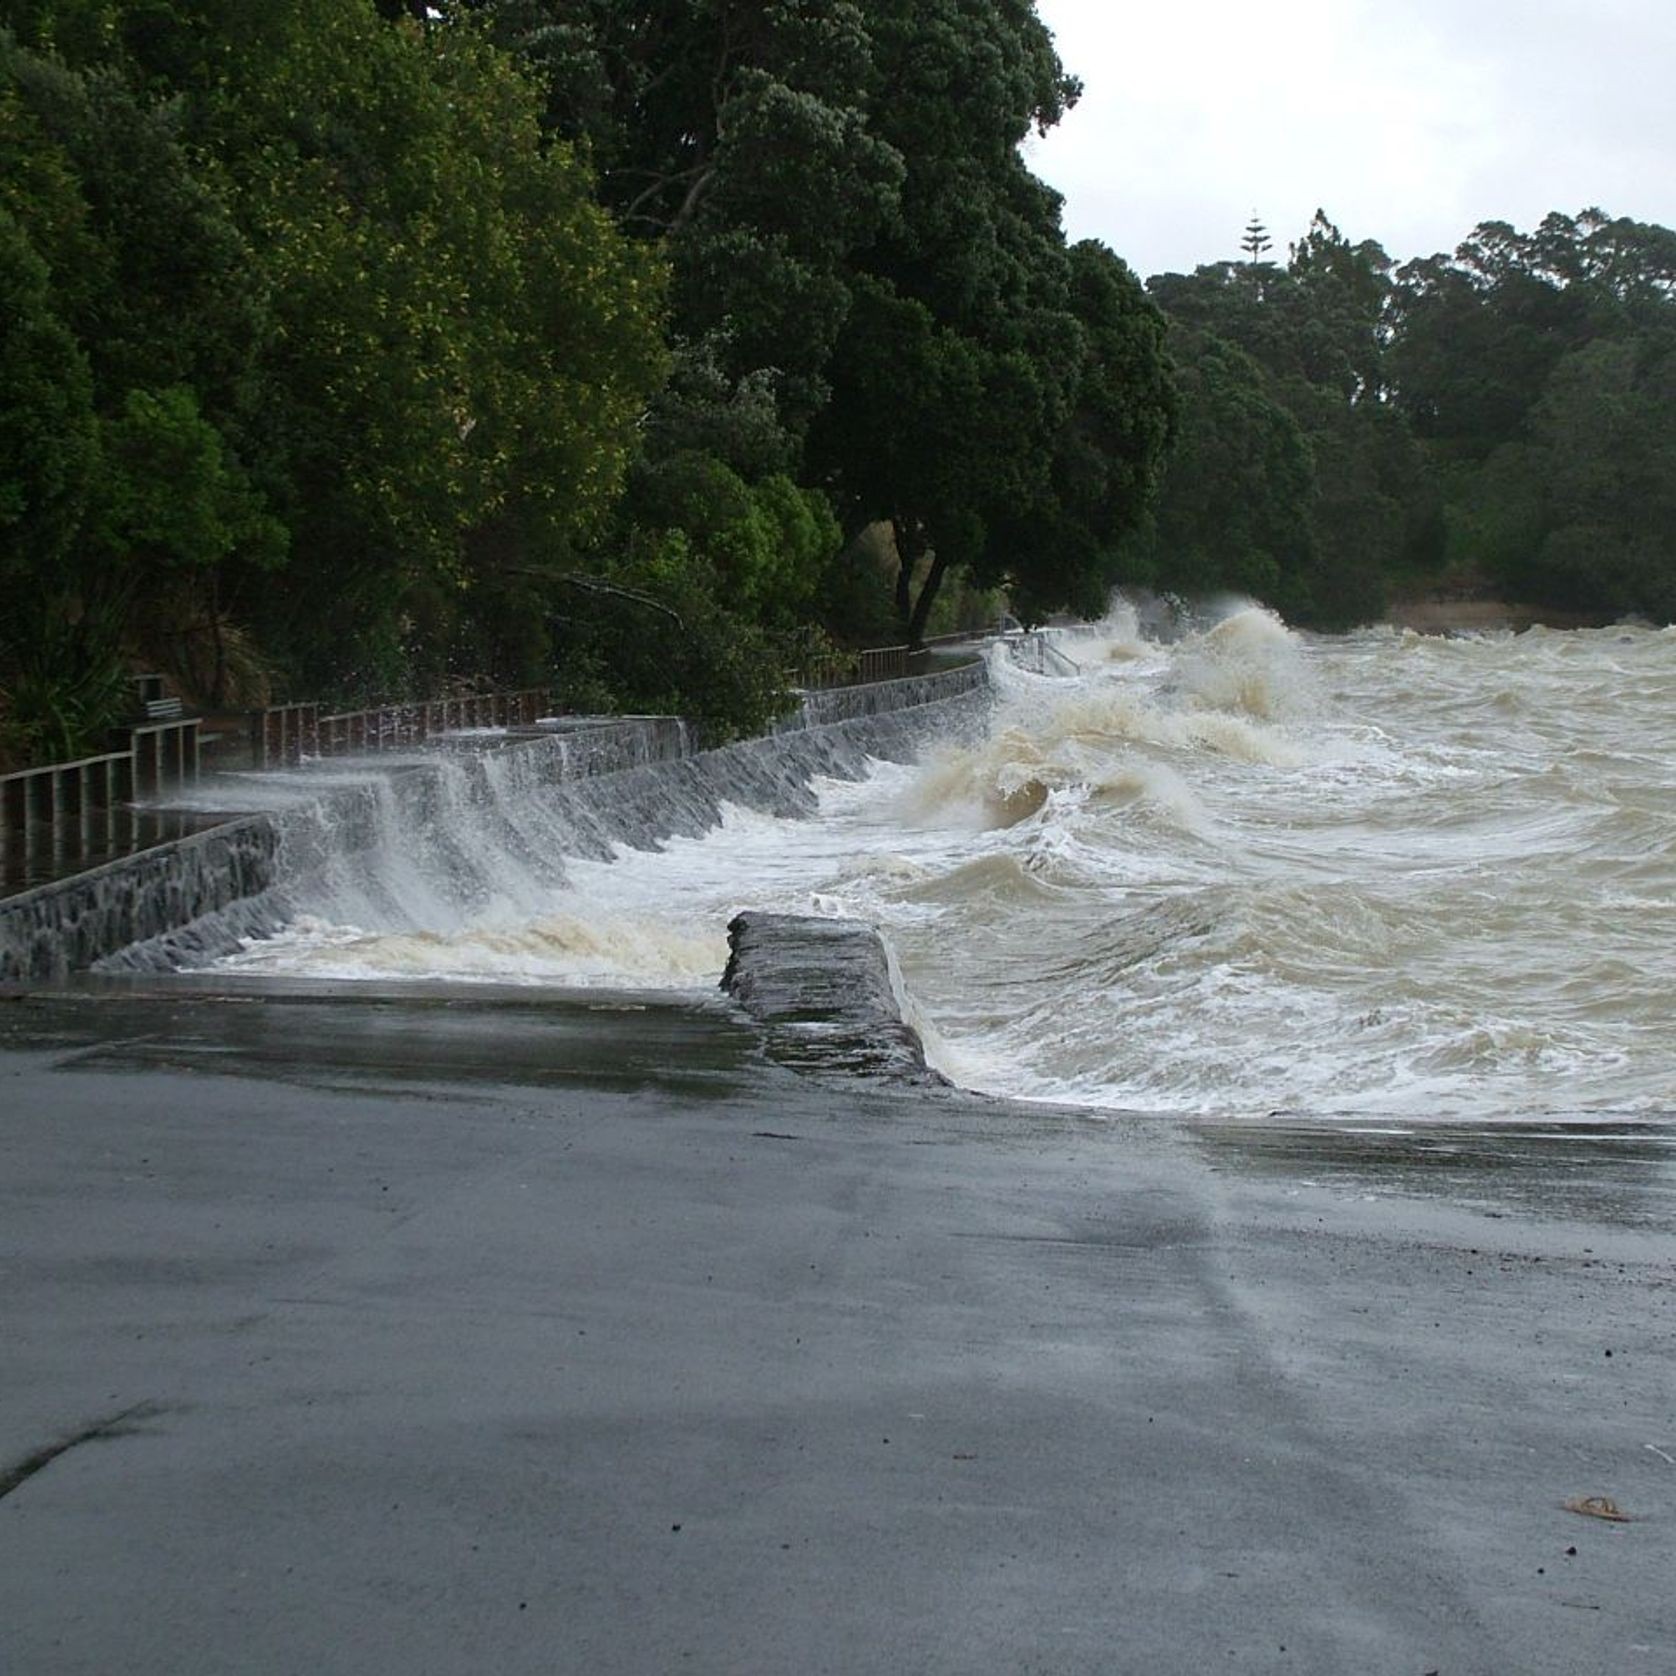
[[207, 601, 1676, 1120]]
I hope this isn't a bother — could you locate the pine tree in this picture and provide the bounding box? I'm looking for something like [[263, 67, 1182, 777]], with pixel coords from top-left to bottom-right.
[[1241, 214, 1273, 262]]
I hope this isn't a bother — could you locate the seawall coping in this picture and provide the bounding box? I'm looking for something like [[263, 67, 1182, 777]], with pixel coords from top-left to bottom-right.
[[0, 665, 993, 983]]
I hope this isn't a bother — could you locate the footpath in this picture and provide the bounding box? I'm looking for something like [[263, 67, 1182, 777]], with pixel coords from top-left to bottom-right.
[[2, 957, 1672, 1675]]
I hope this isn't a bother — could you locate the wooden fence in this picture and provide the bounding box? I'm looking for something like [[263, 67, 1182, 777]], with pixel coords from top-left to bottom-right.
[[5, 631, 994, 884], [853, 645, 905, 682], [2, 684, 551, 885], [796, 628, 992, 691]]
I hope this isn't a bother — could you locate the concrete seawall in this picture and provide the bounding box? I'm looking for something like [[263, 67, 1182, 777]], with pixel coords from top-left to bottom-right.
[[0, 664, 991, 983], [721, 911, 948, 1087], [772, 659, 988, 728]]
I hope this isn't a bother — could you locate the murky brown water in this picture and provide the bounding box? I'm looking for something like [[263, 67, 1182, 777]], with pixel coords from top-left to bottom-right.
[[219, 606, 1676, 1122]]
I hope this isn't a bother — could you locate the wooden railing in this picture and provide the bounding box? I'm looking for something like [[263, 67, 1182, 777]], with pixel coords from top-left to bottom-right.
[[250, 702, 319, 768], [1, 750, 133, 881], [5, 629, 996, 884], [794, 630, 999, 692], [124, 718, 201, 799], [856, 645, 909, 682], [792, 650, 859, 690]]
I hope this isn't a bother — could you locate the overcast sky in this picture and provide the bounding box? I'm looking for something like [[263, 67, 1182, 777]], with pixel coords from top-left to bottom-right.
[[1027, 0, 1676, 280]]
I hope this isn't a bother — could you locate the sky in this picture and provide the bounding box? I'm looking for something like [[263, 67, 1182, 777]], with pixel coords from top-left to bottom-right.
[[1027, 0, 1676, 280]]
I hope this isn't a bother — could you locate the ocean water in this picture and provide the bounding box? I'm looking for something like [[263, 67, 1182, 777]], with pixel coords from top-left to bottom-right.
[[215, 605, 1676, 1121]]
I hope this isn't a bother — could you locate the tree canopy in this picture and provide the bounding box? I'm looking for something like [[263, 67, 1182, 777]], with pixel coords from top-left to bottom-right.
[[1, 3, 667, 759], [468, 0, 1174, 657], [4, 0, 1179, 761], [6, 0, 1674, 772], [1135, 204, 1676, 630]]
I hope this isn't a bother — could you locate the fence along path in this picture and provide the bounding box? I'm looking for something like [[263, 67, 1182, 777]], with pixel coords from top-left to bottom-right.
[[3, 629, 999, 898], [250, 690, 549, 767], [2, 689, 548, 898]]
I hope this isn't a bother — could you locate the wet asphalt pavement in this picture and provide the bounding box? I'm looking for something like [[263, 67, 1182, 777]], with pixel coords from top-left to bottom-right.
[[2, 979, 1673, 1674]]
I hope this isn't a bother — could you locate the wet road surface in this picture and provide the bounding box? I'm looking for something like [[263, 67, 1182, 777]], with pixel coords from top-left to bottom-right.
[[2, 980, 1672, 1674]]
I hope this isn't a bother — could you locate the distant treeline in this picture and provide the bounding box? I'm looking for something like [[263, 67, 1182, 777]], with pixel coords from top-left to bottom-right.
[[1135, 208, 1676, 631], [2, 4, 1673, 770]]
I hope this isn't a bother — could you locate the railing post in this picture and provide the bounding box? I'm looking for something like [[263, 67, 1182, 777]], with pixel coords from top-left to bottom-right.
[[131, 731, 152, 801], [2, 775, 23, 838], [98, 755, 118, 852], [47, 768, 65, 870], [0, 777, 15, 887], [22, 772, 42, 879], [63, 764, 86, 859]]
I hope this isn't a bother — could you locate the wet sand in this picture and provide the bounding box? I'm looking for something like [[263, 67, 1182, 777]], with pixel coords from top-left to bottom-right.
[[2, 979, 1672, 1674]]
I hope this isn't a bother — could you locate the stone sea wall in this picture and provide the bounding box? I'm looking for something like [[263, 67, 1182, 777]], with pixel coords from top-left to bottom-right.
[[0, 665, 992, 983], [773, 659, 989, 730]]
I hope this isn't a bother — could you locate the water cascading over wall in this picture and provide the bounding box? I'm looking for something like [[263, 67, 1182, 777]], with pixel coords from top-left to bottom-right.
[[0, 662, 993, 983]]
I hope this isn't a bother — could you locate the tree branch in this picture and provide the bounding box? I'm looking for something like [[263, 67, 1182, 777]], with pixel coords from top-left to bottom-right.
[[510, 567, 685, 629], [619, 159, 712, 225]]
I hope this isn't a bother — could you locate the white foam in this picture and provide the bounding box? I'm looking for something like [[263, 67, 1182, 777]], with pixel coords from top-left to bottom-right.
[[209, 609, 1676, 1120]]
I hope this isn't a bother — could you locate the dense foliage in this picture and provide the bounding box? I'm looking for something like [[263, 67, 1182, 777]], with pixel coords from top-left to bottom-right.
[[1, 2, 665, 761], [0, 0, 1177, 764], [3, 0, 1673, 772], [1136, 207, 1676, 628]]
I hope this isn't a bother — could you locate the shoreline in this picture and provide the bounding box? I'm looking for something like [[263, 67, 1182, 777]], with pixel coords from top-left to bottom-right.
[[3, 644, 1674, 1672], [0, 662, 991, 984], [1382, 597, 1612, 633]]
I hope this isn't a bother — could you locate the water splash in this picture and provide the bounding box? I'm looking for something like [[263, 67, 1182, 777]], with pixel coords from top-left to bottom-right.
[[171, 612, 1676, 1121]]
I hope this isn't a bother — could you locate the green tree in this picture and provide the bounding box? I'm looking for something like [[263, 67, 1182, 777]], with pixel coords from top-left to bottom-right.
[[0, 200, 95, 587], [0, 199, 115, 763], [0, 32, 274, 750], [1478, 333, 1676, 617], [467, 0, 901, 457], [1147, 212, 1438, 623], [1387, 208, 1676, 616], [812, 0, 1170, 641], [447, 1, 888, 714], [480, 1, 1172, 651], [1120, 327, 1315, 611], [1387, 223, 1587, 461], [1240, 213, 1272, 262], [1, 5, 668, 721], [978, 240, 1175, 621]]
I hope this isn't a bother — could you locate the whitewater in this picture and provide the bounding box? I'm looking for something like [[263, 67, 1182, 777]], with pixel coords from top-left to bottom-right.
[[213, 605, 1676, 1122]]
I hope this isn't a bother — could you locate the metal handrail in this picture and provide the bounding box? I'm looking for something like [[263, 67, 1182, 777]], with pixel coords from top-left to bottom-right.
[[0, 729, 200, 888], [252, 688, 551, 764]]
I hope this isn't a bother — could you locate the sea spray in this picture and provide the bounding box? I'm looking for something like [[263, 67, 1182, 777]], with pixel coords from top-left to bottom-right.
[[187, 610, 1676, 1119], [182, 686, 987, 985]]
